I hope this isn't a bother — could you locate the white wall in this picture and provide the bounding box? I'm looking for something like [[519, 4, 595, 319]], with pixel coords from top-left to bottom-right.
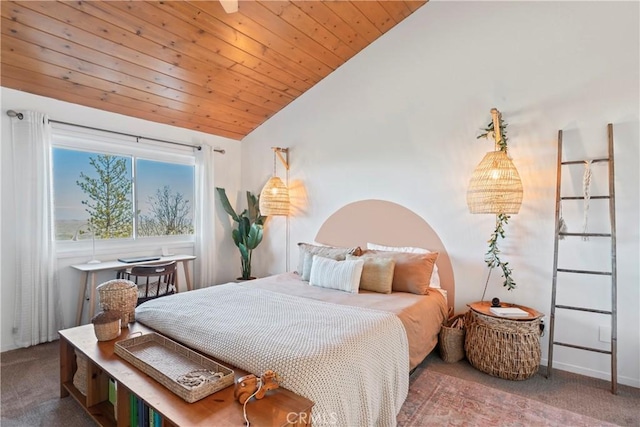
[[241, 2, 639, 387], [0, 88, 244, 351]]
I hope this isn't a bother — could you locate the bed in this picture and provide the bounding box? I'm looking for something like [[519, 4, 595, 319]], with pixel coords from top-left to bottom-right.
[[136, 200, 454, 426]]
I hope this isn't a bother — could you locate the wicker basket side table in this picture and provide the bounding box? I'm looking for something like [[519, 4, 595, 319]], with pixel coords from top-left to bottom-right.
[[464, 302, 543, 380]]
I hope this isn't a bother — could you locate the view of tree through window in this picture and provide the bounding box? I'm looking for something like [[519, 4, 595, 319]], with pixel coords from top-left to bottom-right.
[[136, 159, 194, 237], [53, 147, 194, 241], [76, 154, 133, 238]]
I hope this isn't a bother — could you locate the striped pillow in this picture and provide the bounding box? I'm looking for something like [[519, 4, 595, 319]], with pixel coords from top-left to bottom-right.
[[296, 243, 362, 279], [309, 255, 364, 293]]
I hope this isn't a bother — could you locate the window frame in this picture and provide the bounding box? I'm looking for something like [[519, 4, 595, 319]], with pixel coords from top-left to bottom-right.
[[51, 124, 196, 259]]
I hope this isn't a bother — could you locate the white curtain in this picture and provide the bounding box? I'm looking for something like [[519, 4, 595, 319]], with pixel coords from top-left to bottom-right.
[[10, 111, 63, 347], [194, 144, 217, 288]]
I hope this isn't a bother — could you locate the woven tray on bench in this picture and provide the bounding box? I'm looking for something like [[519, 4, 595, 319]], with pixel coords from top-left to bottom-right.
[[114, 332, 234, 403]]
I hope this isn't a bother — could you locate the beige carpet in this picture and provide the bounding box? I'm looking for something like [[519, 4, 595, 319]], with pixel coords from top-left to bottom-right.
[[2, 340, 639, 426]]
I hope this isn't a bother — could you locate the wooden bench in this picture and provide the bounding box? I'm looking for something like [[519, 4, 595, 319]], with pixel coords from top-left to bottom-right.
[[59, 323, 313, 426]]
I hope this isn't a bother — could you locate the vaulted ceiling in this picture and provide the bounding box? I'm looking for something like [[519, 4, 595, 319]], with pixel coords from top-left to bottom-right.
[[1, 1, 427, 140]]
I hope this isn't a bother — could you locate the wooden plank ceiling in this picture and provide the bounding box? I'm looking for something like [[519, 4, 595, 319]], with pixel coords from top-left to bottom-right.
[[1, 1, 427, 140]]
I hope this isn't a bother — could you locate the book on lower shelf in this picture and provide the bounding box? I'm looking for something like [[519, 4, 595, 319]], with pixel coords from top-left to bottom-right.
[[130, 394, 137, 427], [108, 378, 117, 420], [489, 306, 529, 317], [128, 392, 161, 427]]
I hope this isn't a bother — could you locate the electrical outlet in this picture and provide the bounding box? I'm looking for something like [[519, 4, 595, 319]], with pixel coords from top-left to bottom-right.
[[599, 326, 611, 343]]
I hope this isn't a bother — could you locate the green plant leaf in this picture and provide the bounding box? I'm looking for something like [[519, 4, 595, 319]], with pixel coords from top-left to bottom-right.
[[238, 243, 249, 262], [238, 216, 250, 242], [246, 224, 263, 249], [215, 187, 239, 222], [246, 191, 259, 221], [231, 228, 241, 247]]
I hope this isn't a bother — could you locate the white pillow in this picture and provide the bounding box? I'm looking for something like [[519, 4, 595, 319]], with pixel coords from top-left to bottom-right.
[[309, 255, 364, 294], [301, 251, 313, 281], [366, 242, 441, 289], [366, 243, 429, 254]]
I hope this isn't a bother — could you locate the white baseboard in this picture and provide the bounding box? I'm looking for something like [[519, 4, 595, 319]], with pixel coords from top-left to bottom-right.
[[0, 343, 19, 353], [540, 358, 640, 389]]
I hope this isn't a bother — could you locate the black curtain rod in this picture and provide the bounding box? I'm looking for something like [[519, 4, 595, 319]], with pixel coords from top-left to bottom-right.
[[6, 110, 225, 154]]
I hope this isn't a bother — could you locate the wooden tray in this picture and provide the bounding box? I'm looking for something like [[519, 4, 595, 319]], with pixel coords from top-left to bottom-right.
[[114, 332, 234, 403]]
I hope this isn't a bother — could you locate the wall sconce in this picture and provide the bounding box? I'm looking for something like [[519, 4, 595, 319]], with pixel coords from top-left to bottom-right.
[[467, 109, 523, 214], [259, 147, 291, 272], [259, 147, 290, 216], [467, 108, 523, 297]]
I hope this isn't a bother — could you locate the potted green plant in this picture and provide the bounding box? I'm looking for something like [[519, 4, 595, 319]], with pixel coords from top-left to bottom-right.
[[215, 187, 267, 280]]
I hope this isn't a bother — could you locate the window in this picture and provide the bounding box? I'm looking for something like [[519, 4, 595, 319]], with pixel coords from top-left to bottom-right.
[[136, 159, 195, 237], [52, 125, 195, 246]]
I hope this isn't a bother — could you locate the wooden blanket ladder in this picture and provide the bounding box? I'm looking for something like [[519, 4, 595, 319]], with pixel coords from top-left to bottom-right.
[[546, 124, 618, 394]]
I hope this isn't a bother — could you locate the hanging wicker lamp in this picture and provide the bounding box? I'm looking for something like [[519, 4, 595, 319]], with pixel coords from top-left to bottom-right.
[[467, 151, 523, 214], [467, 108, 523, 214], [259, 147, 290, 216], [259, 176, 289, 216]]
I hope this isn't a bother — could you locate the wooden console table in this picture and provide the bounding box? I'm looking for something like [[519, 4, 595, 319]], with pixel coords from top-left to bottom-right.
[[71, 254, 196, 326], [59, 323, 313, 427]]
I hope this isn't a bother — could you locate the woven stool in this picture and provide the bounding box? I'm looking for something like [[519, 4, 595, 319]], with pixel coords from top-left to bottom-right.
[[464, 309, 542, 380], [97, 279, 137, 326]]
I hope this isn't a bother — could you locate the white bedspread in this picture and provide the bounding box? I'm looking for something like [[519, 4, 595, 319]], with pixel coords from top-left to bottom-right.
[[136, 282, 409, 427]]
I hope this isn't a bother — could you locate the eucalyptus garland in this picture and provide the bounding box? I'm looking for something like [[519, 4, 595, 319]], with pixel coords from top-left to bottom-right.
[[478, 111, 516, 291], [478, 113, 509, 152], [484, 213, 516, 290]]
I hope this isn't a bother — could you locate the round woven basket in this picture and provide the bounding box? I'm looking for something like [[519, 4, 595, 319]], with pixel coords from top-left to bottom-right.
[[464, 310, 541, 380], [98, 279, 137, 326], [92, 311, 121, 341], [438, 313, 466, 363]]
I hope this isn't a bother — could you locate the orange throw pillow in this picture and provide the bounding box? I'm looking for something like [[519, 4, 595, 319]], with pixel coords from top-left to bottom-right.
[[361, 250, 439, 295]]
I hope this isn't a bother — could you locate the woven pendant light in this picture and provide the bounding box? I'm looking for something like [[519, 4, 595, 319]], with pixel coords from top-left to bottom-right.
[[259, 176, 289, 216], [467, 109, 523, 214], [259, 147, 290, 216], [467, 151, 523, 214]]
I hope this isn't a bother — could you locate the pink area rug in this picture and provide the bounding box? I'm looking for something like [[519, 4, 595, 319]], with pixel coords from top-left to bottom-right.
[[397, 370, 616, 427]]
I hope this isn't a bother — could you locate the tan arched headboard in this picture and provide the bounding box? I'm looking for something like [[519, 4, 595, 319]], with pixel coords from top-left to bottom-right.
[[315, 199, 455, 310]]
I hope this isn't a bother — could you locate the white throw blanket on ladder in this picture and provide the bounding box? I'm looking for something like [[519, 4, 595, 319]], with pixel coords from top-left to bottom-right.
[[582, 160, 592, 241]]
